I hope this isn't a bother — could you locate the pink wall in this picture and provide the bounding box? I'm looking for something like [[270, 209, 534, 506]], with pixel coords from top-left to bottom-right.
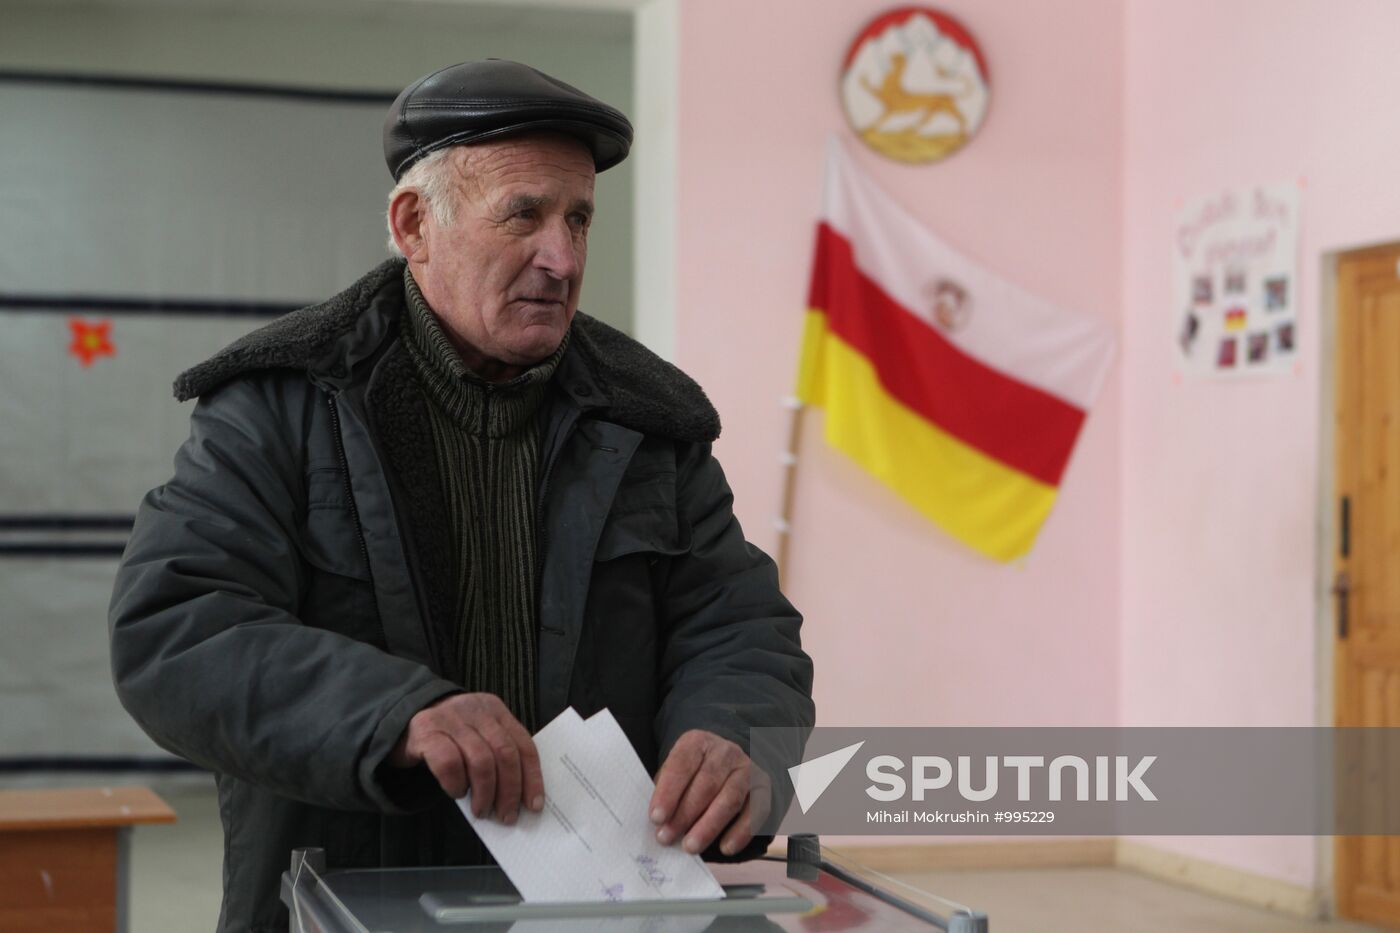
[[1121, 0, 1400, 888], [674, 0, 1125, 734], [673, 0, 1400, 894]]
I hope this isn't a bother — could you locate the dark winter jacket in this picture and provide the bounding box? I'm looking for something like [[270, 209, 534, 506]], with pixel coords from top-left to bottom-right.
[[108, 259, 815, 933]]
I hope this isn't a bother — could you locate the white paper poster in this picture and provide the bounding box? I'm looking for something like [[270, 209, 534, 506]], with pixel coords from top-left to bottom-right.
[[1173, 185, 1300, 378]]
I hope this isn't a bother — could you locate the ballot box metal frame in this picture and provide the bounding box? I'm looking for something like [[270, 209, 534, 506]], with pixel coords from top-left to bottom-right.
[[280, 839, 990, 932]]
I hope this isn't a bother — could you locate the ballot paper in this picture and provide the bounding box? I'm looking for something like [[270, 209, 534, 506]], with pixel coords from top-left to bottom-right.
[[459, 708, 726, 904]]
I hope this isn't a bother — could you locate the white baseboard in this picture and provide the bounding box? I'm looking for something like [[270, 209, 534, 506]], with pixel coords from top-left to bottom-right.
[[774, 838, 1322, 919], [1115, 840, 1321, 919]]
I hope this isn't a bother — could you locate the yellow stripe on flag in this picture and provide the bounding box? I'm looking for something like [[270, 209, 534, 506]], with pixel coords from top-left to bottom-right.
[[797, 310, 1057, 561]]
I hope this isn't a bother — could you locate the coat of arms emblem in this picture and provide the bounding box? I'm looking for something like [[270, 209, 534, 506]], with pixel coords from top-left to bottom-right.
[[840, 7, 990, 164], [926, 278, 972, 332]]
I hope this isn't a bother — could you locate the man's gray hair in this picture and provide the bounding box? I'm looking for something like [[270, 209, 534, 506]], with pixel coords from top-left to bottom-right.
[[385, 147, 459, 255]]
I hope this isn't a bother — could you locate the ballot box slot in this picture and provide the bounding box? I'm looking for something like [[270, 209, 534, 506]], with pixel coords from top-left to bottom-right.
[[455, 893, 519, 906], [442, 882, 766, 907], [419, 883, 811, 923]]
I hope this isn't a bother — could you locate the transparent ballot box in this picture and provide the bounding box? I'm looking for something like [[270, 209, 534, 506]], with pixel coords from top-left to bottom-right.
[[281, 839, 989, 932]]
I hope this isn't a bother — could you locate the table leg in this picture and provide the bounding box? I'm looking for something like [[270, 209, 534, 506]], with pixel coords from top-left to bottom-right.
[[115, 827, 131, 933]]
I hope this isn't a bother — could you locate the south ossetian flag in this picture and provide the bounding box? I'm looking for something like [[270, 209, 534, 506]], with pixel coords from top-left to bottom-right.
[[796, 138, 1114, 561]]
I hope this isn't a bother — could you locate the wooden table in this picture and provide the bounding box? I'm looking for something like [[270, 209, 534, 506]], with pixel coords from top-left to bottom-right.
[[0, 786, 177, 933]]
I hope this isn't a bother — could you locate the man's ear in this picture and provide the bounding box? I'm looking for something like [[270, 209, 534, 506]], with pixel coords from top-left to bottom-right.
[[388, 189, 430, 261]]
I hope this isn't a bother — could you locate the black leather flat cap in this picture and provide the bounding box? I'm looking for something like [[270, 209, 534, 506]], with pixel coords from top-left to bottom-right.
[[383, 59, 633, 180]]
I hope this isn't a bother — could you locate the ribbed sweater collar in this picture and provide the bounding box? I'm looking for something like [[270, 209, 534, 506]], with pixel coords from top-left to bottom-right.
[[401, 266, 568, 438]]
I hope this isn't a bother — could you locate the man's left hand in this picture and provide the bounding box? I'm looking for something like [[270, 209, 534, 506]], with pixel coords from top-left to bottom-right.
[[648, 729, 771, 857]]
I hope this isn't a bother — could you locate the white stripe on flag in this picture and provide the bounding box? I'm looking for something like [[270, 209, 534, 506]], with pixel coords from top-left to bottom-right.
[[820, 136, 1114, 411]]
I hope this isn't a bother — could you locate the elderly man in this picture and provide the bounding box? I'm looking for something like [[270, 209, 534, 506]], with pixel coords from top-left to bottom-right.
[[109, 60, 813, 932]]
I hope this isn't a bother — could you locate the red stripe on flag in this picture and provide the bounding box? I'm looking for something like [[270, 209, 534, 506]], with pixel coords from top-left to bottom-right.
[[807, 222, 1086, 487]]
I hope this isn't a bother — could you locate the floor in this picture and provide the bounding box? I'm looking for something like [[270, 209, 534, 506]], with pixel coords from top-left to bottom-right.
[[884, 867, 1381, 933], [128, 778, 224, 930], [128, 779, 1382, 932]]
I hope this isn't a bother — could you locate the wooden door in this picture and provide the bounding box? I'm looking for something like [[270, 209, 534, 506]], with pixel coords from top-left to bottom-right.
[[1335, 242, 1400, 925]]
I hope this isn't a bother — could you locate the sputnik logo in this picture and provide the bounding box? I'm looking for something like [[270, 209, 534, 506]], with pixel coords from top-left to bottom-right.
[[788, 741, 865, 814]]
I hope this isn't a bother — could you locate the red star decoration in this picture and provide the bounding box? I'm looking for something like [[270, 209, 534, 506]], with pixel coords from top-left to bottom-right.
[[69, 318, 116, 367]]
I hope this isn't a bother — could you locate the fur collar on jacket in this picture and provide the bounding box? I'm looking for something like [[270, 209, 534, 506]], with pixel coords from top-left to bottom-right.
[[172, 259, 721, 443]]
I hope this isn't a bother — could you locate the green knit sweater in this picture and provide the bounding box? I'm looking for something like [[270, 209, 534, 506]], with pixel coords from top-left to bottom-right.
[[400, 268, 568, 730]]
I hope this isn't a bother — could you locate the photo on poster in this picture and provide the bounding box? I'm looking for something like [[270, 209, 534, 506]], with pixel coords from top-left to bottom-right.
[[1225, 268, 1247, 294], [1217, 337, 1237, 369], [1193, 275, 1214, 304], [1179, 311, 1200, 356], [1277, 321, 1295, 353], [1246, 332, 1269, 364], [1265, 276, 1288, 311], [1224, 307, 1247, 332]]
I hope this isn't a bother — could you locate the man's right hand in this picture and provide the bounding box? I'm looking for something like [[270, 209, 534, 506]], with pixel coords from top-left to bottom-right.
[[388, 692, 543, 823]]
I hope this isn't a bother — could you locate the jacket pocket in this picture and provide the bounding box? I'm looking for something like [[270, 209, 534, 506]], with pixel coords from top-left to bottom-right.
[[299, 461, 371, 582], [594, 508, 691, 562], [297, 461, 381, 646], [582, 487, 689, 726], [595, 470, 691, 562]]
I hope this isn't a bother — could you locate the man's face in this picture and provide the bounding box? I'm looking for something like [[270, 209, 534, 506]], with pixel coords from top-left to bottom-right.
[[412, 134, 595, 376]]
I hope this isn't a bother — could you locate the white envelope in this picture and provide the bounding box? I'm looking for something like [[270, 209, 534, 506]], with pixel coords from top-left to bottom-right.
[[460, 708, 726, 904]]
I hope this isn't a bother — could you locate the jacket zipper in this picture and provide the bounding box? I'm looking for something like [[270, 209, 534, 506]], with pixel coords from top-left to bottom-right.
[[326, 392, 384, 645], [482, 387, 495, 535], [535, 468, 552, 604], [533, 407, 577, 629]]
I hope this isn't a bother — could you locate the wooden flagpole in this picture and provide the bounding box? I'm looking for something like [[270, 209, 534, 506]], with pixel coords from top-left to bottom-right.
[[775, 395, 806, 586]]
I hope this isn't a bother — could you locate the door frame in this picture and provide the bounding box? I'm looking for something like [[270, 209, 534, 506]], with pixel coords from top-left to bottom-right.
[[1322, 240, 1400, 919], [1317, 246, 1340, 916]]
